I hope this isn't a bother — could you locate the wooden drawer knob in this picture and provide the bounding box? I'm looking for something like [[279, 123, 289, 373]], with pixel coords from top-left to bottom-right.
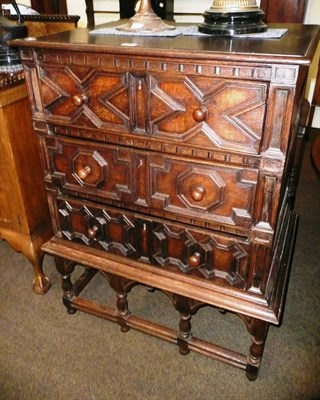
[[88, 226, 98, 239], [188, 252, 201, 268], [191, 186, 205, 202], [77, 165, 91, 180], [72, 93, 88, 107], [193, 108, 207, 122]]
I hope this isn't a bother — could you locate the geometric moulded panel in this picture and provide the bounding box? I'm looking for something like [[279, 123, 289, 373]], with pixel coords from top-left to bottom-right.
[[177, 166, 226, 211], [71, 149, 108, 188]]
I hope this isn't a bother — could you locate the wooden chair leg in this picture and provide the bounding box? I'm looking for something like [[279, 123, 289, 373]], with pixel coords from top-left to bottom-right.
[[311, 133, 320, 179], [307, 104, 316, 134], [85, 0, 94, 28]]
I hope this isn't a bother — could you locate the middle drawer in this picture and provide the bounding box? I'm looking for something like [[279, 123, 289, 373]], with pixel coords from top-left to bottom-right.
[[46, 135, 258, 233]]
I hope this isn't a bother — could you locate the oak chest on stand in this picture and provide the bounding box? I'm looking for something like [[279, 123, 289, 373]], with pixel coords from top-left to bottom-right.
[[16, 23, 319, 379]]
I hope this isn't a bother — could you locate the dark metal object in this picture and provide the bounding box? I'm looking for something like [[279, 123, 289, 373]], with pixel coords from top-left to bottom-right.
[[0, 1, 28, 66], [199, 0, 267, 36]]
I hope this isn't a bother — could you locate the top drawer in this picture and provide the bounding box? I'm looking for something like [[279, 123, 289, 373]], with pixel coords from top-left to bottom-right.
[[38, 64, 268, 155]]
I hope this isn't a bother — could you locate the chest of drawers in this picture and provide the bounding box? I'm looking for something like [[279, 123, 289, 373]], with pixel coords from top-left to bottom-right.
[[0, 78, 52, 294], [16, 23, 319, 380]]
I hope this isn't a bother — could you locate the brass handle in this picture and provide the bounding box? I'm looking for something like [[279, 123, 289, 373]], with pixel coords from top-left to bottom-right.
[[72, 93, 88, 107], [77, 165, 91, 180], [188, 252, 201, 268], [88, 226, 98, 239], [191, 186, 205, 202], [193, 107, 207, 122]]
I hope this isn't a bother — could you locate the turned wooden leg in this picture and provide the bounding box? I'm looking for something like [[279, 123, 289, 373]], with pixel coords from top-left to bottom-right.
[[55, 256, 77, 314], [178, 312, 192, 355], [246, 319, 269, 381], [175, 295, 193, 355], [108, 274, 131, 332]]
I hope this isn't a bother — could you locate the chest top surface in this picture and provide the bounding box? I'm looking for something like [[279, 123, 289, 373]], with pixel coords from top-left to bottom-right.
[[15, 23, 319, 65]]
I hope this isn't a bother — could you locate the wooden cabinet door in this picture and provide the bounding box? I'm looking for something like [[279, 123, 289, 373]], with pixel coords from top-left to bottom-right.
[[260, 0, 307, 23], [31, 0, 67, 14]]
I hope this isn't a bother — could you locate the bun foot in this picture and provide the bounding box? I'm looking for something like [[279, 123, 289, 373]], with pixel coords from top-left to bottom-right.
[[32, 274, 51, 295], [246, 364, 259, 381]]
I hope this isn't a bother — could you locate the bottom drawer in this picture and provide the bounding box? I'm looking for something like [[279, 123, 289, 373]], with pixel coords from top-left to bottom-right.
[[53, 196, 250, 289]]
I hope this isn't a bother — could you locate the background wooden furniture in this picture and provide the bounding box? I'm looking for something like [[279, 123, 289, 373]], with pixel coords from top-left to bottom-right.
[[0, 80, 52, 294], [1, 0, 67, 14], [308, 59, 320, 129], [311, 134, 320, 178], [309, 59, 320, 178], [260, 0, 307, 23], [16, 23, 319, 379], [0, 15, 78, 294], [309, 58, 320, 178], [7, 14, 80, 36], [30, 0, 67, 15]]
